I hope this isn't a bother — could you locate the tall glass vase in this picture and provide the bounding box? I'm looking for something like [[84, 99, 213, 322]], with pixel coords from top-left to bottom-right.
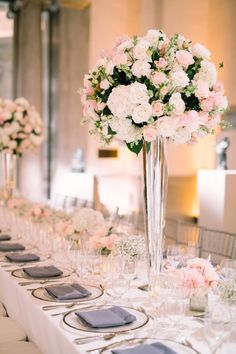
[[2, 151, 17, 201], [143, 137, 168, 293]]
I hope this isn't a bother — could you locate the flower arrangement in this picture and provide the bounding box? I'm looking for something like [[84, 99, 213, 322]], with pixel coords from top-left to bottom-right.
[[172, 257, 219, 294], [26, 204, 52, 223], [218, 278, 236, 305], [72, 208, 119, 254], [81, 29, 228, 154], [0, 97, 43, 156], [116, 234, 146, 260]]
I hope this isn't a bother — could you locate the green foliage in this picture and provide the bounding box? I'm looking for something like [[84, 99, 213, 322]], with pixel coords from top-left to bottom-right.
[[126, 140, 144, 155]]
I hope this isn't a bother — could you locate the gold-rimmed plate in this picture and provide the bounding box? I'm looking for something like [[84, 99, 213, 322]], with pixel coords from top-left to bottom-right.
[[31, 283, 103, 303], [63, 305, 149, 334], [11, 267, 70, 280], [101, 338, 197, 354]]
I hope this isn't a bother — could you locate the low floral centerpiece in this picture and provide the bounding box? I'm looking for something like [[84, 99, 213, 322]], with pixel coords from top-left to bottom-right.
[[172, 257, 219, 311], [80, 29, 228, 291]]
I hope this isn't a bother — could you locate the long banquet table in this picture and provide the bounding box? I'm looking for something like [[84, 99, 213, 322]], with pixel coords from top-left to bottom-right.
[[0, 241, 235, 354]]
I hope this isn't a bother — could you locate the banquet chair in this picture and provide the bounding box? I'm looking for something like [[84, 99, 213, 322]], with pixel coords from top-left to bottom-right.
[[199, 228, 236, 264], [0, 341, 41, 354], [164, 217, 179, 244], [176, 220, 201, 256], [0, 317, 26, 343]]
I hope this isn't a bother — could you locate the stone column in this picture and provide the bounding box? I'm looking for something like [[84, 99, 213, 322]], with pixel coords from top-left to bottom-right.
[[15, 0, 44, 201], [52, 6, 90, 195]]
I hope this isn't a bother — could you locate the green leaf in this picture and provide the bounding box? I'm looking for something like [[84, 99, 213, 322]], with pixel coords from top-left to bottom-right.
[[126, 140, 143, 155], [102, 106, 112, 116], [219, 62, 224, 68], [133, 35, 138, 45], [108, 125, 116, 136]]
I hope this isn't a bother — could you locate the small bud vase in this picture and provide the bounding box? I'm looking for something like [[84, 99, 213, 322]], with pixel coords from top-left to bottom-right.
[[189, 288, 208, 312]]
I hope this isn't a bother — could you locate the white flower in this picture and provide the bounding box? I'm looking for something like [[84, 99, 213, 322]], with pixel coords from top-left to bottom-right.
[[15, 97, 30, 109], [100, 79, 110, 90], [131, 60, 151, 78], [156, 116, 178, 138], [105, 61, 114, 75], [133, 39, 151, 61], [129, 82, 149, 105], [116, 39, 133, 53], [194, 60, 217, 87], [173, 127, 192, 144], [30, 134, 43, 146], [110, 117, 142, 142], [145, 29, 163, 45], [73, 208, 107, 236], [107, 85, 134, 118], [132, 103, 152, 124], [170, 70, 189, 88], [191, 43, 211, 59], [194, 79, 210, 98], [169, 92, 185, 115]]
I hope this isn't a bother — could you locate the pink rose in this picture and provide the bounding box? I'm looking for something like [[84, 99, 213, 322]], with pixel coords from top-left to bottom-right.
[[212, 92, 228, 110], [150, 72, 166, 86], [198, 111, 209, 122], [176, 50, 194, 67], [143, 125, 158, 142], [112, 53, 128, 66], [152, 101, 164, 116], [155, 58, 168, 69], [200, 97, 214, 112], [187, 110, 199, 120]]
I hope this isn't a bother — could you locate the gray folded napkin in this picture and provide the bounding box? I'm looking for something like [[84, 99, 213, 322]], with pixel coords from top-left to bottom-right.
[[23, 265, 63, 278], [45, 283, 91, 300], [5, 253, 40, 263], [112, 342, 178, 354], [0, 234, 11, 241], [0, 243, 25, 252], [76, 306, 136, 328]]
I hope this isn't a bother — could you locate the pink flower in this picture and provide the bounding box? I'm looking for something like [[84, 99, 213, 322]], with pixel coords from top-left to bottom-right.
[[213, 80, 224, 94], [176, 50, 194, 67], [112, 35, 131, 50], [195, 80, 209, 99], [152, 101, 164, 116], [212, 92, 228, 110], [155, 58, 168, 69], [198, 111, 209, 123], [143, 125, 158, 142], [150, 72, 166, 86], [24, 124, 33, 133], [83, 76, 94, 96], [160, 86, 169, 96], [112, 53, 128, 66], [200, 97, 214, 112], [97, 102, 106, 111]]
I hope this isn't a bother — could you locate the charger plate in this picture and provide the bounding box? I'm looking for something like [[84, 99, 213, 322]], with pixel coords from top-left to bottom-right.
[[102, 338, 197, 354], [32, 283, 103, 303], [63, 305, 149, 334], [11, 267, 70, 280]]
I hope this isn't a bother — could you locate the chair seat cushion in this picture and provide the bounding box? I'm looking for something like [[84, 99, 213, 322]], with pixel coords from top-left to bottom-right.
[[0, 341, 41, 354], [0, 303, 7, 316], [0, 317, 26, 342]]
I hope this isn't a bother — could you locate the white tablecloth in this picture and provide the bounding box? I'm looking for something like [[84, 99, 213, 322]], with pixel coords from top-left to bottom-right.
[[0, 262, 236, 354]]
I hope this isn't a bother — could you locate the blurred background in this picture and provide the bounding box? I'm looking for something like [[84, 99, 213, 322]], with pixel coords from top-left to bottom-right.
[[0, 0, 235, 226]]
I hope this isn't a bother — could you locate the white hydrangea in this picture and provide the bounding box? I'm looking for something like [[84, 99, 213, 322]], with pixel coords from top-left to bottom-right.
[[131, 59, 151, 78], [133, 38, 151, 61], [145, 29, 164, 45], [194, 60, 217, 87], [169, 92, 185, 115], [170, 70, 189, 88], [191, 43, 211, 59], [132, 103, 152, 124], [129, 82, 150, 105], [107, 85, 134, 118], [156, 116, 179, 138], [110, 117, 142, 142], [73, 208, 107, 236]]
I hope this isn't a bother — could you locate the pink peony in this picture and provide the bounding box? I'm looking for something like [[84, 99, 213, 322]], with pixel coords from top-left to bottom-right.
[[200, 97, 214, 112], [150, 71, 166, 86], [213, 80, 224, 94], [155, 58, 168, 69], [176, 50, 194, 67], [143, 125, 158, 142]]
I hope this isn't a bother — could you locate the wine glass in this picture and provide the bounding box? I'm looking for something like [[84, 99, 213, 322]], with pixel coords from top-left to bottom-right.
[[220, 259, 236, 280]]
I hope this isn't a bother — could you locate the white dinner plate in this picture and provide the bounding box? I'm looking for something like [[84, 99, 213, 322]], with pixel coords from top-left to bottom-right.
[[63, 305, 149, 334], [101, 338, 197, 354], [32, 283, 103, 303], [11, 267, 70, 280]]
